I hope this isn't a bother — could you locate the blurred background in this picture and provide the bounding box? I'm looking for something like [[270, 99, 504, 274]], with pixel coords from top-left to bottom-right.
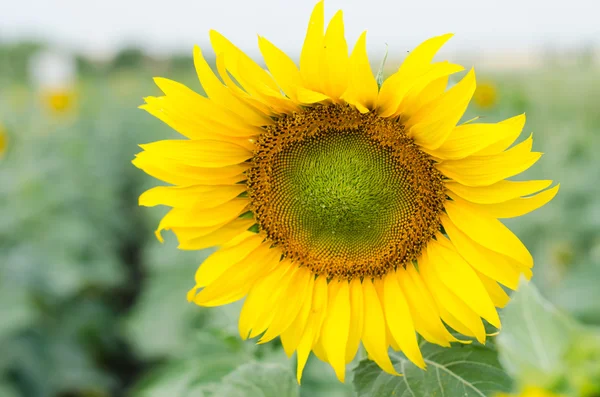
[[1, 1, 599, 396]]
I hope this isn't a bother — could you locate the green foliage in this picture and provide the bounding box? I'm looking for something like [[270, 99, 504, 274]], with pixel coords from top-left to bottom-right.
[[1, 41, 600, 397], [353, 341, 512, 396], [497, 281, 600, 396]]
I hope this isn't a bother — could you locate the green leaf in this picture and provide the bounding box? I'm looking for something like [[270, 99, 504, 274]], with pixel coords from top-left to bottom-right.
[[353, 342, 511, 397], [375, 45, 389, 89], [497, 279, 578, 389], [210, 362, 298, 397]]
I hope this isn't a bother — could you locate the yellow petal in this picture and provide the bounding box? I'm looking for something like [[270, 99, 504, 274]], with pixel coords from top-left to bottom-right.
[[300, 0, 325, 92], [442, 214, 525, 289], [296, 275, 328, 384], [361, 279, 399, 375], [431, 114, 527, 160], [405, 69, 476, 150], [396, 62, 464, 117], [341, 31, 378, 113], [398, 265, 457, 347], [151, 78, 259, 135], [445, 196, 533, 268], [467, 184, 560, 218], [140, 100, 259, 146], [345, 278, 364, 363], [258, 36, 302, 101], [382, 272, 425, 368], [156, 198, 248, 233], [320, 280, 350, 382], [193, 232, 264, 288], [419, 250, 486, 342], [176, 218, 256, 251], [280, 273, 315, 356], [475, 113, 526, 156], [376, 34, 454, 117], [132, 152, 248, 186], [239, 260, 293, 339], [259, 266, 313, 344], [193, 45, 270, 126], [428, 238, 501, 328], [210, 31, 296, 114], [437, 135, 542, 187], [214, 52, 274, 116], [193, 244, 281, 306], [249, 264, 301, 338], [296, 86, 330, 104], [446, 179, 553, 204], [323, 10, 349, 99], [399, 34, 454, 76], [476, 271, 510, 308], [139, 139, 252, 168], [139, 184, 246, 209]]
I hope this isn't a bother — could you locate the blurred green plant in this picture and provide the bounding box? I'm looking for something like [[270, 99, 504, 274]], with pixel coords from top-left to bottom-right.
[[1, 42, 600, 396]]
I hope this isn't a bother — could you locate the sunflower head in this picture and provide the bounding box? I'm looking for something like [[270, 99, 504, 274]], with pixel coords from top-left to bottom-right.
[[134, 0, 558, 383]]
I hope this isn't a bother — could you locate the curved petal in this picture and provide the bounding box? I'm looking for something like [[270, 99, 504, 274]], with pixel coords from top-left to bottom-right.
[[382, 272, 425, 368], [176, 218, 256, 251], [430, 114, 527, 160], [132, 152, 248, 186], [418, 250, 486, 342], [345, 278, 364, 363], [428, 238, 501, 328], [341, 31, 378, 113], [139, 139, 252, 168], [444, 196, 533, 268], [442, 213, 528, 289], [398, 264, 457, 347], [192, 244, 281, 306], [300, 0, 325, 92], [320, 280, 351, 382], [446, 179, 553, 204], [323, 10, 349, 99], [405, 69, 476, 150], [361, 279, 399, 375], [463, 184, 560, 218], [377, 33, 454, 116], [258, 36, 303, 101], [139, 184, 246, 209], [437, 135, 542, 187], [193, 231, 264, 288], [193, 45, 271, 126]]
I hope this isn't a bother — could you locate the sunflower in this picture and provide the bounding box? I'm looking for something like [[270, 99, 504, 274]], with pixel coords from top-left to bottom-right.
[[496, 387, 566, 397], [474, 80, 499, 109], [0, 124, 7, 158], [133, 1, 558, 383]]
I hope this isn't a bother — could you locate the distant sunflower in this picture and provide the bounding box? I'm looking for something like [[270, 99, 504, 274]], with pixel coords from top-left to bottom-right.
[[496, 387, 566, 397], [134, 1, 558, 382], [474, 80, 499, 109], [0, 123, 7, 157]]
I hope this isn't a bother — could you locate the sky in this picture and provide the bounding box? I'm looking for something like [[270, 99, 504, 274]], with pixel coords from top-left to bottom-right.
[[1, 0, 599, 59]]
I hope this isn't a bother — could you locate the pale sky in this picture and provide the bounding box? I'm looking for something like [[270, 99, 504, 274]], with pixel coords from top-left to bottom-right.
[[1, 0, 599, 58]]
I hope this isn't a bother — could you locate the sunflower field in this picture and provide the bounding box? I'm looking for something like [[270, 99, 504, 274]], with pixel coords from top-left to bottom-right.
[[1, 20, 600, 397]]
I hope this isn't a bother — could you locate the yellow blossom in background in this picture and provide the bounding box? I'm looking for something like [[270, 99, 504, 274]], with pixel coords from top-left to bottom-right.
[[496, 386, 566, 397], [41, 88, 77, 115], [474, 80, 499, 109], [0, 123, 7, 158], [134, 1, 558, 383]]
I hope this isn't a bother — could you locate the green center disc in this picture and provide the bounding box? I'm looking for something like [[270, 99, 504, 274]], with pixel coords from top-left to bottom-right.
[[272, 131, 413, 261], [248, 104, 446, 279]]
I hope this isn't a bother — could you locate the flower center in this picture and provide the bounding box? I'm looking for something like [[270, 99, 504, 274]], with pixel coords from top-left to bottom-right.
[[247, 104, 446, 279]]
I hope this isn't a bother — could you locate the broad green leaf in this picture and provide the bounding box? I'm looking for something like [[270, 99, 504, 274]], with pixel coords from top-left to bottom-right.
[[497, 279, 577, 388], [353, 341, 511, 397], [210, 362, 299, 397], [131, 331, 254, 397]]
